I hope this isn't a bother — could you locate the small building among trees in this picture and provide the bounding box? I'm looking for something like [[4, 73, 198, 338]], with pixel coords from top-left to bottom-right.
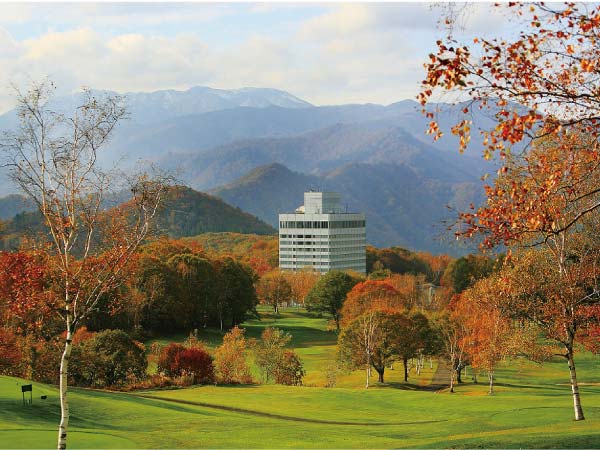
[[279, 192, 366, 274]]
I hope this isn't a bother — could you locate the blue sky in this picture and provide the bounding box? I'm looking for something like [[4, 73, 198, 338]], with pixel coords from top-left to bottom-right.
[[0, 2, 517, 113]]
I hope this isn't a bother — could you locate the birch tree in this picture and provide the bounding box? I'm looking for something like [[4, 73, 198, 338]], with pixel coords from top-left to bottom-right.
[[432, 309, 468, 393], [0, 81, 170, 449]]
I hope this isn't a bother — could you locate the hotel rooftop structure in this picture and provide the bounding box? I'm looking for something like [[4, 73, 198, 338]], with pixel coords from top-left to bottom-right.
[[278, 192, 366, 274]]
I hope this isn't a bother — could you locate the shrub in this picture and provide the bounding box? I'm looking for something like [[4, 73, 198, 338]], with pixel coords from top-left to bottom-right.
[[157, 343, 186, 375], [251, 327, 291, 383], [119, 374, 174, 391], [158, 342, 215, 384], [70, 329, 147, 388], [274, 350, 305, 386], [251, 327, 304, 385], [214, 326, 253, 384]]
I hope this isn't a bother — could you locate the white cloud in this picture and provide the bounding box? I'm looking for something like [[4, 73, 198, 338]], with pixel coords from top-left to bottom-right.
[[0, 3, 235, 29], [0, 26, 20, 57], [298, 4, 374, 40], [0, 3, 523, 114]]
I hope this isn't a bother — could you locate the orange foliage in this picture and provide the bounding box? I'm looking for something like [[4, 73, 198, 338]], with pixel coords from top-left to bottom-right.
[[340, 280, 403, 326], [458, 131, 600, 248], [420, 3, 600, 158], [386, 273, 426, 310], [456, 276, 515, 380], [0, 250, 56, 334], [280, 269, 320, 305]]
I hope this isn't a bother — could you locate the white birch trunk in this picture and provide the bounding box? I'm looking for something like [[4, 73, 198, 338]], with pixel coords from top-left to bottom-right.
[[57, 328, 73, 449], [567, 349, 585, 420]]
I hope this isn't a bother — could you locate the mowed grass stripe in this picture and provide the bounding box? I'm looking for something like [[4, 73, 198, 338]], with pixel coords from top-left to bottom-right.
[[131, 392, 449, 426]]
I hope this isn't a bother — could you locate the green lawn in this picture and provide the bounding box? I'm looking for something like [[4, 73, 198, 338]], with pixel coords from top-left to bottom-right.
[[1, 307, 599, 448]]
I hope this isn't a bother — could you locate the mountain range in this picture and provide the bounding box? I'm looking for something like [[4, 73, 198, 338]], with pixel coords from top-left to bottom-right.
[[0, 84, 504, 254], [212, 163, 481, 253]]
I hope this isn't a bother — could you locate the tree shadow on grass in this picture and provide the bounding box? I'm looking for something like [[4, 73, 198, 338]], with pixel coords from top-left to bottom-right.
[[373, 381, 446, 392], [242, 324, 336, 348], [492, 382, 567, 392]]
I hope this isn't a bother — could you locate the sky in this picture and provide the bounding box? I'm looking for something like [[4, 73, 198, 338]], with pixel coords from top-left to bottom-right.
[[0, 2, 520, 114]]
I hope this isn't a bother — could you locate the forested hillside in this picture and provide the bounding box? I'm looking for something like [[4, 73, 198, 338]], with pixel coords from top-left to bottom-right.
[[0, 186, 274, 251]]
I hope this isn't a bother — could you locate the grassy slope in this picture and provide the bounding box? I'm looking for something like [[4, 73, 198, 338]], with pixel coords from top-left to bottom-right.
[[1, 307, 599, 449]]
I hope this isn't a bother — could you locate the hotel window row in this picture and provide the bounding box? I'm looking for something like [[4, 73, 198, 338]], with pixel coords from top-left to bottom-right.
[[279, 220, 366, 229]]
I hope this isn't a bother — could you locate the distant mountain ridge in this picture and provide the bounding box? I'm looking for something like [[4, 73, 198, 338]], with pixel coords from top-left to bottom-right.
[[167, 120, 491, 191], [0, 194, 35, 220], [212, 163, 483, 254], [0, 84, 511, 253], [0, 85, 311, 126]]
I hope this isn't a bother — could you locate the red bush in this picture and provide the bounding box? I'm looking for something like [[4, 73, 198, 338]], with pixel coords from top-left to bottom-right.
[[158, 343, 215, 384]]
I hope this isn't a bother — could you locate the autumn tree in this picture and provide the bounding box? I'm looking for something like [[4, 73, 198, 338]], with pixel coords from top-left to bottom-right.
[[134, 254, 185, 333], [0, 250, 55, 336], [281, 268, 320, 305], [0, 81, 171, 448], [449, 134, 599, 415], [432, 307, 469, 393], [251, 327, 302, 385], [340, 280, 402, 326], [214, 257, 259, 330], [387, 273, 428, 310], [0, 327, 23, 376], [305, 270, 359, 331], [157, 342, 215, 384], [256, 270, 293, 314], [273, 350, 305, 386], [420, 3, 600, 419], [441, 254, 500, 294], [392, 311, 437, 383], [499, 248, 600, 418], [247, 239, 279, 276], [167, 253, 216, 329], [214, 326, 252, 384], [417, 252, 452, 285], [366, 246, 430, 275], [69, 329, 146, 388], [338, 310, 405, 386], [421, 3, 600, 161], [457, 276, 520, 394]]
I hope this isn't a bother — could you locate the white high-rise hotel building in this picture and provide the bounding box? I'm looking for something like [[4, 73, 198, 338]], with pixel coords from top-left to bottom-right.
[[279, 192, 366, 274]]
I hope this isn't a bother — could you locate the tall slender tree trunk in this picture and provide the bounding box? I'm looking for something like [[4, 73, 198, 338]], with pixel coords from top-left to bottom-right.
[[403, 357, 409, 382], [488, 370, 494, 395], [567, 346, 585, 420], [57, 327, 73, 449], [376, 366, 385, 383], [365, 364, 370, 389], [449, 354, 455, 393]]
